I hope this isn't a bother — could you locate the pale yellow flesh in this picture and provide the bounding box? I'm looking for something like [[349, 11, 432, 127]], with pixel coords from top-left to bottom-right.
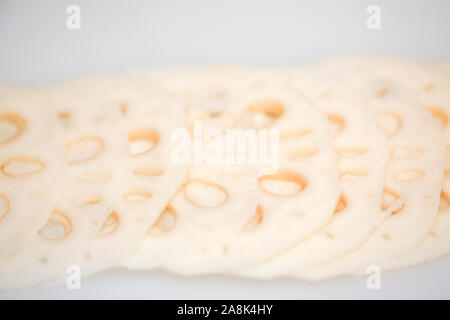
[[126, 71, 341, 275], [292, 58, 445, 281], [0, 83, 132, 289], [236, 68, 389, 279], [0, 87, 68, 258]]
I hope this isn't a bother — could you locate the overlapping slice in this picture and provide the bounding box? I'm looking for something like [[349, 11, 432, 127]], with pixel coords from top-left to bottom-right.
[[0, 87, 68, 258], [236, 68, 390, 279], [357, 59, 450, 271], [60, 76, 189, 277], [0, 83, 132, 289], [124, 70, 260, 273], [125, 72, 340, 275], [292, 58, 446, 281], [125, 162, 261, 273]]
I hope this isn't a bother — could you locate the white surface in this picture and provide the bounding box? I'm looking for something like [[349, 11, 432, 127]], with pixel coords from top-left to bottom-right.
[[1, 256, 450, 299], [1, 0, 450, 85], [0, 0, 449, 299]]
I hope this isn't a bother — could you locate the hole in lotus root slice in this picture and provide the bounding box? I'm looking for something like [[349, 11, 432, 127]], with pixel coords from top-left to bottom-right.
[[289, 147, 318, 160], [375, 111, 402, 138], [123, 190, 153, 201], [325, 113, 346, 137], [382, 234, 391, 241], [184, 179, 229, 208], [258, 169, 308, 197], [381, 188, 404, 215], [395, 170, 425, 182], [0, 113, 27, 144], [241, 205, 263, 232], [66, 136, 105, 164], [428, 107, 448, 130], [424, 82, 436, 93], [391, 146, 424, 158], [78, 172, 112, 182], [133, 167, 165, 177], [0, 194, 10, 221], [334, 194, 347, 214], [445, 170, 450, 179], [1, 156, 45, 177], [335, 146, 367, 157], [191, 111, 236, 132], [57, 110, 71, 129], [279, 128, 312, 139], [319, 89, 333, 99], [99, 210, 119, 236], [214, 89, 228, 98], [148, 205, 177, 236], [128, 129, 160, 156], [72, 193, 102, 206], [439, 190, 450, 212], [430, 230, 439, 238], [38, 210, 72, 240], [245, 100, 285, 128], [120, 102, 128, 115], [377, 88, 389, 98], [339, 168, 368, 179]]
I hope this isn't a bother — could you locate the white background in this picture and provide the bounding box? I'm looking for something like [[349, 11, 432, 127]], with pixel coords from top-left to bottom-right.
[[0, 0, 449, 299]]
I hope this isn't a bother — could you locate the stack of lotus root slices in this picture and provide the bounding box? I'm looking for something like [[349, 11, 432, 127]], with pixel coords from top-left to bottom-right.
[[0, 57, 449, 289]]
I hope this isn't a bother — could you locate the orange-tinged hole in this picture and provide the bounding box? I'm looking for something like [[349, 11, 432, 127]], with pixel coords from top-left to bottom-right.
[[335, 146, 367, 157], [424, 82, 436, 93], [245, 100, 285, 128], [319, 90, 333, 99], [439, 190, 450, 212], [280, 128, 312, 139], [289, 147, 318, 160], [258, 169, 307, 196], [128, 129, 160, 156], [215, 89, 227, 98], [334, 194, 347, 213], [123, 190, 153, 201], [242, 205, 263, 232], [395, 170, 425, 182], [1, 156, 45, 177], [99, 211, 119, 236], [133, 167, 165, 176], [375, 111, 402, 137], [326, 113, 346, 137], [148, 205, 177, 236], [377, 88, 389, 98], [190, 111, 236, 132], [339, 168, 368, 179], [66, 136, 105, 164], [120, 102, 128, 115], [381, 188, 404, 215], [57, 110, 71, 129], [0, 194, 10, 221], [38, 210, 72, 240], [428, 107, 448, 130], [184, 179, 228, 208], [247, 100, 284, 118], [73, 193, 102, 206], [445, 169, 450, 179], [0, 113, 26, 144], [391, 146, 424, 158]]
